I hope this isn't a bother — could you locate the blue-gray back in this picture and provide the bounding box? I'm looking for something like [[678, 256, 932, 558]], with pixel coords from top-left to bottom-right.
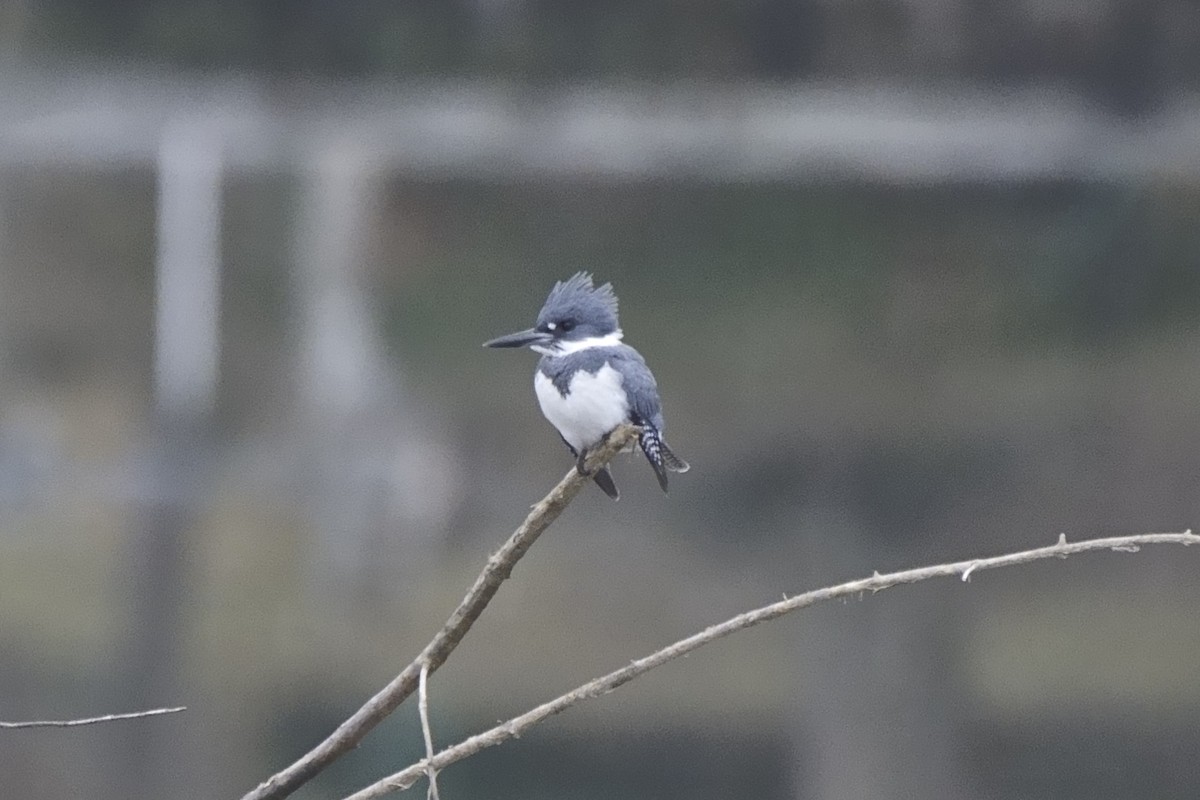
[[537, 344, 665, 431]]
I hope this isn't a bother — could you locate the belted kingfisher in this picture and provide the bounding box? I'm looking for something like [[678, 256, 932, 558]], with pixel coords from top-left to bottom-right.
[[484, 272, 689, 500]]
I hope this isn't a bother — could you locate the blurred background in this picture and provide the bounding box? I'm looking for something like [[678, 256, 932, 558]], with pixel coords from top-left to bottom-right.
[[2, 2, 1200, 799]]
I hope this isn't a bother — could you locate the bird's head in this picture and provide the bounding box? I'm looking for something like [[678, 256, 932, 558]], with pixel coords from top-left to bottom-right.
[[484, 272, 622, 355]]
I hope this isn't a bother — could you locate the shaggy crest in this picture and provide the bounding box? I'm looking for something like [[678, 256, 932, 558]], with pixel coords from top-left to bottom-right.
[[537, 271, 620, 327]]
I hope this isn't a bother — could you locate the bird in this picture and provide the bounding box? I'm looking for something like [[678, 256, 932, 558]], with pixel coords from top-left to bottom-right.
[[484, 272, 689, 500]]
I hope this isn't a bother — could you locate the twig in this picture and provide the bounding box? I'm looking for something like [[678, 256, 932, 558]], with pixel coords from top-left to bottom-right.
[[242, 424, 641, 800], [418, 662, 440, 800], [342, 529, 1199, 799], [0, 706, 186, 729]]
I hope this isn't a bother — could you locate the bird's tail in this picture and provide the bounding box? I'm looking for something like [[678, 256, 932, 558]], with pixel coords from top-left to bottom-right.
[[639, 427, 690, 493], [592, 466, 620, 500]]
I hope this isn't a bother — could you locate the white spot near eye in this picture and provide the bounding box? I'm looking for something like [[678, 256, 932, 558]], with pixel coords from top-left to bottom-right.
[[546, 322, 557, 331]]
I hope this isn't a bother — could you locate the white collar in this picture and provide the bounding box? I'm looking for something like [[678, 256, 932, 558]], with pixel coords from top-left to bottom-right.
[[531, 330, 623, 357]]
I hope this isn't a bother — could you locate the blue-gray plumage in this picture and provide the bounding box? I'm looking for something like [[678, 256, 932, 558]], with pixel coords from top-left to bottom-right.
[[484, 272, 689, 499]]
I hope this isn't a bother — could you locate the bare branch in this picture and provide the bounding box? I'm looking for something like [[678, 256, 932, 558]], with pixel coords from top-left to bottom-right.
[[418, 662, 440, 800], [242, 424, 641, 800], [343, 530, 1199, 800], [0, 706, 186, 729]]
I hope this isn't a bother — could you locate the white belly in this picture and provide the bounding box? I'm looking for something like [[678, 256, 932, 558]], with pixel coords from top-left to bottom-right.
[[534, 364, 629, 452]]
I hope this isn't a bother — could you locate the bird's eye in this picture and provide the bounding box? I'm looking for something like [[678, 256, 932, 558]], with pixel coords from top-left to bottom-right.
[[559, 319, 575, 332]]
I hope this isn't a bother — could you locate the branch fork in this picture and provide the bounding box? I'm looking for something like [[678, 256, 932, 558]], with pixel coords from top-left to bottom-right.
[[242, 425, 640, 800]]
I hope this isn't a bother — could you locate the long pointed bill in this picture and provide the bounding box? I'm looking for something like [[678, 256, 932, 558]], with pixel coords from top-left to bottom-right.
[[482, 328, 553, 349]]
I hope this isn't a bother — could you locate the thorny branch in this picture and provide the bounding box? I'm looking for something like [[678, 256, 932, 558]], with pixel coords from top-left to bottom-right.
[[341, 529, 1199, 800], [241, 424, 641, 800], [0, 706, 186, 729]]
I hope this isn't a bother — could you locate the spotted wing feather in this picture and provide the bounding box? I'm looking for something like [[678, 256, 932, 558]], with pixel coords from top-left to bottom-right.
[[604, 347, 689, 493]]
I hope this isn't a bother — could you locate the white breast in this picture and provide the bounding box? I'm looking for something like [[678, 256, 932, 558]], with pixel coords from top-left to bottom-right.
[[534, 363, 629, 452]]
